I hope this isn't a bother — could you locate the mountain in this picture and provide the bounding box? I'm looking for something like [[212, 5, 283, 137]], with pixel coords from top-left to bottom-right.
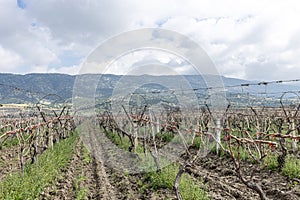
[[0, 73, 299, 105], [0, 73, 75, 104]]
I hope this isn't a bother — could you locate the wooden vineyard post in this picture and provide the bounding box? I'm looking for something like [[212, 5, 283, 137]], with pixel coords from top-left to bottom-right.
[[48, 122, 53, 149], [129, 123, 133, 138], [55, 122, 59, 144], [156, 116, 160, 134], [143, 121, 147, 155], [291, 118, 297, 152], [216, 118, 221, 154], [31, 126, 38, 164], [16, 131, 26, 175], [150, 111, 160, 171], [20, 145, 25, 174], [133, 123, 139, 153]]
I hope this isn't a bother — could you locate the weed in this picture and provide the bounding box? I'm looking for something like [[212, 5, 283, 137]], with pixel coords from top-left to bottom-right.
[[147, 163, 210, 200], [81, 144, 91, 164], [282, 155, 300, 179], [263, 154, 278, 170], [0, 132, 78, 199], [74, 175, 88, 200]]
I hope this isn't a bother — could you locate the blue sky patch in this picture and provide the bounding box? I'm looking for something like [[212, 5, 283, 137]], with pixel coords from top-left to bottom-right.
[[17, 0, 26, 9]]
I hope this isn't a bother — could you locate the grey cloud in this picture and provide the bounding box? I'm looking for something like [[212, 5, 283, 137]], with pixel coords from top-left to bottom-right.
[[0, 0, 300, 80], [246, 61, 300, 81], [24, 0, 137, 45]]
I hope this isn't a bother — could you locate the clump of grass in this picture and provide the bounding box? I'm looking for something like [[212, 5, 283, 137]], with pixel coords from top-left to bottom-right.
[[263, 154, 300, 179], [192, 136, 202, 149], [74, 175, 88, 200], [180, 173, 209, 200], [104, 129, 131, 151], [105, 129, 145, 154], [281, 155, 300, 179], [81, 144, 91, 164], [0, 135, 30, 149], [0, 132, 78, 199], [155, 132, 174, 143], [75, 144, 89, 199], [147, 163, 210, 200], [263, 154, 278, 170], [149, 163, 178, 190]]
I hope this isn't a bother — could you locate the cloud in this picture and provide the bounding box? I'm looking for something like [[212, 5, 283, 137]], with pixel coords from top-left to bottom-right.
[[0, 46, 23, 71], [0, 1, 59, 73], [0, 0, 300, 80], [48, 65, 81, 75], [115, 50, 193, 75], [80, 49, 194, 76]]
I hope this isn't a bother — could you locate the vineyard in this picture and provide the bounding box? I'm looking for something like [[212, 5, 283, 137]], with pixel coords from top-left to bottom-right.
[[93, 95, 300, 200], [0, 78, 300, 200]]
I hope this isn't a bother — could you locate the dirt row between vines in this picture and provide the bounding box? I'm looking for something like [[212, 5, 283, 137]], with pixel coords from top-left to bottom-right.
[[40, 138, 134, 200], [186, 153, 300, 200], [40, 129, 175, 199], [76, 122, 175, 200]]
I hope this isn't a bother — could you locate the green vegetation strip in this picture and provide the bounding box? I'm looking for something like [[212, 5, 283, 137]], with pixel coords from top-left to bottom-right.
[[74, 175, 88, 200], [140, 163, 210, 200], [216, 146, 300, 179], [74, 144, 91, 200], [281, 155, 300, 179], [0, 132, 78, 200]]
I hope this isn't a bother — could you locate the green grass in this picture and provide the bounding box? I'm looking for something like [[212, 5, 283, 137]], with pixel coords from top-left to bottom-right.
[[0, 132, 78, 200], [74, 175, 88, 200], [81, 144, 92, 164], [216, 142, 300, 179], [263, 154, 278, 170], [193, 136, 202, 149], [74, 144, 89, 199], [282, 155, 300, 179], [180, 173, 210, 200], [104, 129, 145, 154], [148, 164, 178, 190], [146, 163, 210, 200], [0, 134, 30, 149], [213, 144, 254, 162], [105, 129, 131, 151], [155, 132, 174, 143]]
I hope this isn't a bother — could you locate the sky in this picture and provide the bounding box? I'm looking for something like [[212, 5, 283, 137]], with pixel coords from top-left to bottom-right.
[[1, 0, 300, 81]]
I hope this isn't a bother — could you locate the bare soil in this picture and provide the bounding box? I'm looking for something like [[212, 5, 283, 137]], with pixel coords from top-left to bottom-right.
[[0, 145, 22, 181], [189, 153, 300, 200]]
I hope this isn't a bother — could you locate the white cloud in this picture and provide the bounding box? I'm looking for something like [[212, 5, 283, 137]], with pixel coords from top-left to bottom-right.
[[0, 0, 300, 80], [107, 50, 192, 75], [0, 0, 60, 73], [48, 65, 81, 75], [0, 46, 23, 71]]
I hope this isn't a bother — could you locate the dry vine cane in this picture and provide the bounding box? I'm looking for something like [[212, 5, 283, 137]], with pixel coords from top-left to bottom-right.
[[0, 106, 75, 174]]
